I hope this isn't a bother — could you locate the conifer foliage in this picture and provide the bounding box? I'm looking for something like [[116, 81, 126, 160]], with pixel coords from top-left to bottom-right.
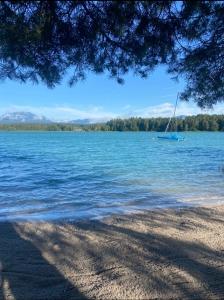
[[0, 1, 223, 107]]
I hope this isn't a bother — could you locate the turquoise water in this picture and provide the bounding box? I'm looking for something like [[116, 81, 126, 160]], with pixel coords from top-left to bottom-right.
[[0, 132, 224, 221]]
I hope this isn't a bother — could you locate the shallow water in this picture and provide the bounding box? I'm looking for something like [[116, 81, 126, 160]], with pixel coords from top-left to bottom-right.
[[0, 131, 223, 221]]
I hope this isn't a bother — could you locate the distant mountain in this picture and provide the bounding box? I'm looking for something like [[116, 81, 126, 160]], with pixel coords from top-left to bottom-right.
[[69, 119, 93, 125], [0, 112, 109, 125], [69, 118, 108, 125], [0, 112, 52, 124]]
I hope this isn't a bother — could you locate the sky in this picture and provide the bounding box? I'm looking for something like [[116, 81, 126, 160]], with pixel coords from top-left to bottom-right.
[[0, 66, 224, 121]]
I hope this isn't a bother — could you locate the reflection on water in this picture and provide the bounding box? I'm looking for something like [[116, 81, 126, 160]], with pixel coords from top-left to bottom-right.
[[0, 132, 224, 221]]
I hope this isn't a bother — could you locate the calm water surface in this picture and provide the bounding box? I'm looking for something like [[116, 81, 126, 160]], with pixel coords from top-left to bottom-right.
[[0, 132, 223, 221]]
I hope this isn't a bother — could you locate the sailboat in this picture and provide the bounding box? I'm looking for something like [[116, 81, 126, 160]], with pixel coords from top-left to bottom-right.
[[157, 93, 185, 141]]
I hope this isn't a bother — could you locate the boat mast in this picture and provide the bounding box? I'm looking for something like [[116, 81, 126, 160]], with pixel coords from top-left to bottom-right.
[[165, 93, 179, 133]]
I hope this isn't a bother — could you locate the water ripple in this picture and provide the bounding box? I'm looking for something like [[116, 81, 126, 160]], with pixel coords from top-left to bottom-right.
[[0, 131, 224, 221]]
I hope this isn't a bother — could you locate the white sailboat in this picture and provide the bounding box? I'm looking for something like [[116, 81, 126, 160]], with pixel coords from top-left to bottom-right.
[[157, 93, 185, 141]]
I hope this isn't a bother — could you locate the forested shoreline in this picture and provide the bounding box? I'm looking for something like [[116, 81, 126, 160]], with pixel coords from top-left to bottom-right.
[[0, 115, 224, 132]]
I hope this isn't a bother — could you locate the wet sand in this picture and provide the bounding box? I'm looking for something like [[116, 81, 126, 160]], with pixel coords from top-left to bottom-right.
[[1, 205, 224, 299]]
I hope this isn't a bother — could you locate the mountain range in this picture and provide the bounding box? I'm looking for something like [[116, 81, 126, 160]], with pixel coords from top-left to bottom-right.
[[0, 112, 106, 124], [0, 111, 188, 125]]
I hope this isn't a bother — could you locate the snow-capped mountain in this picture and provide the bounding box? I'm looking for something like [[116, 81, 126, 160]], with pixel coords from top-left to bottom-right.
[[0, 112, 51, 124], [0, 111, 110, 124]]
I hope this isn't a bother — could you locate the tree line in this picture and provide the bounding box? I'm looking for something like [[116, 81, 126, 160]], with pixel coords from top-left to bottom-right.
[[105, 115, 224, 132], [0, 115, 224, 132]]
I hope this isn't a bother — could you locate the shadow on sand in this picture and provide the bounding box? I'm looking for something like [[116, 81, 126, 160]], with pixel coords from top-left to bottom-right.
[[1, 206, 224, 299], [0, 223, 87, 300]]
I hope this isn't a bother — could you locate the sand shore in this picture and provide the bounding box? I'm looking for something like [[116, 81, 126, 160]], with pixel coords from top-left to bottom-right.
[[1, 205, 224, 299]]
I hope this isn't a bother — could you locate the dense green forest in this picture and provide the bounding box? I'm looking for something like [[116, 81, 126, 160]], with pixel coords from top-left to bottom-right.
[[106, 115, 224, 132], [0, 115, 224, 132], [0, 123, 84, 132]]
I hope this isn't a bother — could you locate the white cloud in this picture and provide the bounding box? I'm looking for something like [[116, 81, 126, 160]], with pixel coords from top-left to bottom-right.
[[0, 105, 117, 122], [122, 102, 224, 118], [0, 101, 223, 122]]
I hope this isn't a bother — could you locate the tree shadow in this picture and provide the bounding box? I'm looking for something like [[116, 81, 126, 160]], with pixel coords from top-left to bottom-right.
[[9, 206, 224, 299], [0, 222, 87, 300]]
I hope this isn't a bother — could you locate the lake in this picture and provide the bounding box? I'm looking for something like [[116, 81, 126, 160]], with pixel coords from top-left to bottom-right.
[[0, 131, 224, 221]]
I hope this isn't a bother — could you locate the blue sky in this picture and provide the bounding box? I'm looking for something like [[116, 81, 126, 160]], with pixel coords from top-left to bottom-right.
[[0, 66, 223, 121]]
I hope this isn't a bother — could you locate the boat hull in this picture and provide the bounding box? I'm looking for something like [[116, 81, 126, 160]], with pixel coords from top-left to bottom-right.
[[157, 135, 185, 141]]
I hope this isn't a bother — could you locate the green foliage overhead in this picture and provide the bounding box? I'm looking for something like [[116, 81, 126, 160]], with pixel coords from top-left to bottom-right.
[[0, 1, 223, 107]]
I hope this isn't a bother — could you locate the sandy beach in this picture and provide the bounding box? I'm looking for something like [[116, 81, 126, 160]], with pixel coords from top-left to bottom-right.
[[1, 205, 224, 300]]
